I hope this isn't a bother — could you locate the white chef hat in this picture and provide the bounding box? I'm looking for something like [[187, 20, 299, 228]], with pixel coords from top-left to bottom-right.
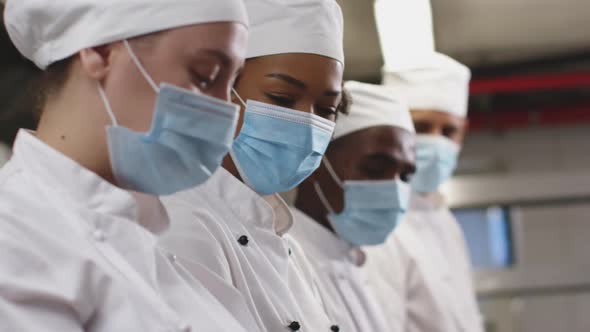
[[4, 0, 249, 70], [244, 0, 344, 64], [383, 52, 471, 118], [374, 0, 435, 72], [333, 81, 414, 140]]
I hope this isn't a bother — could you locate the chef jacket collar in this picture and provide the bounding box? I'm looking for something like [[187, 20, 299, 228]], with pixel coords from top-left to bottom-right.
[[13, 129, 170, 234], [409, 190, 446, 211], [191, 167, 293, 235], [291, 208, 366, 267]]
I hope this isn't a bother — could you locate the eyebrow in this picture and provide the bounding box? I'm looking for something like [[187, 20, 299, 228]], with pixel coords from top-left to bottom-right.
[[266, 73, 342, 97], [367, 152, 416, 173], [266, 73, 306, 89], [324, 89, 342, 97], [367, 153, 398, 165], [198, 49, 232, 66]]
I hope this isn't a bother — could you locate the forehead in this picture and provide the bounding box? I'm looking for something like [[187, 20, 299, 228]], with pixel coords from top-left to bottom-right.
[[243, 53, 343, 86], [157, 22, 248, 56], [330, 126, 415, 156], [410, 109, 465, 127]]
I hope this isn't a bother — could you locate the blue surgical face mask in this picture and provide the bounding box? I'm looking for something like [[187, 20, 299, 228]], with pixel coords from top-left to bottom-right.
[[314, 158, 411, 246], [410, 134, 460, 194], [230, 93, 335, 196], [98, 40, 239, 196]]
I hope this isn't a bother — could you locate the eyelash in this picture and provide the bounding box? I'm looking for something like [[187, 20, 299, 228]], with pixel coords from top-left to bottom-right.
[[265, 93, 295, 107], [401, 173, 411, 183], [317, 107, 337, 116], [190, 72, 211, 89], [265, 93, 337, 119]]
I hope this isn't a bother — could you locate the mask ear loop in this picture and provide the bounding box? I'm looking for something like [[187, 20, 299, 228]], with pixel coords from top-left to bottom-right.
[[231, 88, 247, 108], [313, 181, 335, 215], [123, 40, 160, 93], [322, 157, 344, 188], [97, 83, 119, 126], [227, 88, 254, 189], [98, 40, 160, 127], [313, 157, 344, 216]]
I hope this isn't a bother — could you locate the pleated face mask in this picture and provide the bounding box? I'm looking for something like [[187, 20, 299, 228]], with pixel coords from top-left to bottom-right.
[[410, 134, 460, 193], [231, 95, 335, 196], [99, 40, 239, 195], [315, 158, 411, 246]]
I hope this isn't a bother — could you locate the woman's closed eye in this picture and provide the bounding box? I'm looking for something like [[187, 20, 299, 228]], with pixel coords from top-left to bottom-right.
[[264, 93, 296, 108], [315, 106, 338, 120], [190, 63, 221, 90]]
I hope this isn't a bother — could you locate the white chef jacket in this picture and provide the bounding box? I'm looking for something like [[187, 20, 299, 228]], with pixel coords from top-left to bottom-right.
[[364, 192, 484, 332], [289, 208, 390, 332], [0, 130, 259, 332], [160, 168, 340, 332]]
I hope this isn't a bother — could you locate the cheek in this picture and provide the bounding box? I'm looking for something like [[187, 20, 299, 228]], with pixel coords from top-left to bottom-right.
[[294, 100, 315, 115], [232, 84, 253, 137], [104, 64, 158, 132]]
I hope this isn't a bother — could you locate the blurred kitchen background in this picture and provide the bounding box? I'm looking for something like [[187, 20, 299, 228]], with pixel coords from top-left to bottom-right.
[[2, 1, 590, 331], [342, 1, 590, 331]]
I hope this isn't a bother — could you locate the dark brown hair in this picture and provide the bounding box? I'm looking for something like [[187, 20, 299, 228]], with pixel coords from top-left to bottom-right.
[[0, 2, 42, 142], [30, 58, 74, 116]]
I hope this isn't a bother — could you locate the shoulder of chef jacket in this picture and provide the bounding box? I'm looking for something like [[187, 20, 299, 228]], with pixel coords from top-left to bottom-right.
[[364, 192, 485, 332], [288, 208, 390, 332], [0, 131, 259, 332], [160, 168, 340, 331]]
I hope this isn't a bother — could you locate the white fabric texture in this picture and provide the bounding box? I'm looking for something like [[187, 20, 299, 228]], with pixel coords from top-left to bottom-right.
[[374, 0, 435, 71], [334, 80, 414, 140], [4, 0, 248, 69], [244, 0, 344, 64], [289, 208, 390, 332], [364, 192, 485, 332], [383, 52, 472, 118], [160, 169, 339, 332], [0, 130, 260, 332]]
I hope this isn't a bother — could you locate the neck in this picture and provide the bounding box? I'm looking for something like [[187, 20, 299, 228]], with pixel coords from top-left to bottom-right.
[[295, 181, 335, 233], [36, 78, 114, 184], [222, 153, 244, 183]]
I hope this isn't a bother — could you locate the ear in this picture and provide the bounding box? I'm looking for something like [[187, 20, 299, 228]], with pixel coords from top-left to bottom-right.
[[78, 44, 118, 81]]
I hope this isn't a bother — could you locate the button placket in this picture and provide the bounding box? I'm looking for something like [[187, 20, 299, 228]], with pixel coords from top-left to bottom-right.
[[92, 218, 107, 242], [238, 235, 250, 246], [288, 321, 301, 331], [93, 229, 106, 242], [176, 322, 192, 332], [167, 253, 179, 264]]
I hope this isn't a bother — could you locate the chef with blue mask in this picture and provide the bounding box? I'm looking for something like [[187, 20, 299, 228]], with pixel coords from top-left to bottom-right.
[[0, 0, 262, 331], [290, 81, 416, 332], [159, 0, 347, 331], [365, 1, 483, 331], [366, 52, 482, 332]]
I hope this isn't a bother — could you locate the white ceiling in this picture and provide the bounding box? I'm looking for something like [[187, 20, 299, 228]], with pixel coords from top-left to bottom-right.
[[2, 0, 589, 79], [341, 0, 590, 80]]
